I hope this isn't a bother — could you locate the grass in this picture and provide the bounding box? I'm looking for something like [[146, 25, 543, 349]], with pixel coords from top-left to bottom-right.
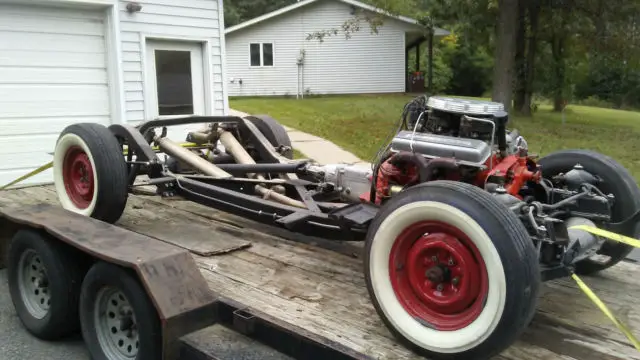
[[292, 148, 306, 159], [230, 94, 640, 182]]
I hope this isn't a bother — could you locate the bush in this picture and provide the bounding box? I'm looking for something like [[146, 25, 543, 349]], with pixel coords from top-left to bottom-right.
[[576, 96, 616, 109]]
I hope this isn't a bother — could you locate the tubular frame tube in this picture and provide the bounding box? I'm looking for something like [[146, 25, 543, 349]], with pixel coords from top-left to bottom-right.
[[218, 129, 258, 169], [217, 128, 307, 209], [174, 176, 367, 241], [207, 153, 235, 164], [156, 137, 232, 179], [137, 115, 243, 137], [215, 162, 307, 175]]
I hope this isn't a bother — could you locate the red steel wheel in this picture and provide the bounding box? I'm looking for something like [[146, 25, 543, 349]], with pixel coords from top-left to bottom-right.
[[53, 123, 129, 224], [62, 146, 95, 209], [389, 221, 488, 331], [364, 181, 540, 360]]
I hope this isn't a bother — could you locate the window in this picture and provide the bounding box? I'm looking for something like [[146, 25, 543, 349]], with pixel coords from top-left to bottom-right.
[[262, 43, 274, 66], [250, 43, 261, 66], [154, 50, 194, 115], [249, 42, 274, 67]]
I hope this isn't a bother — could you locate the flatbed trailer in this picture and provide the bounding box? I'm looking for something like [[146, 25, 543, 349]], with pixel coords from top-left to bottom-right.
[[1, 185, 639, 360]]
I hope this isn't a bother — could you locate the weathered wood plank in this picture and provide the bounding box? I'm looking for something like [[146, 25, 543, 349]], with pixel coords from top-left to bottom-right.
[[137, 194, 365, 259], [197, 263, 418, 360], [6, 186, 251, 257]]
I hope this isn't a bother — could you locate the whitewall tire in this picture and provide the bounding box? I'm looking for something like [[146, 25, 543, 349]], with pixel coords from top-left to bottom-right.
[[53, 123, 129, 224], [364, 181, 540, 360], [54, 133, 99, 216]]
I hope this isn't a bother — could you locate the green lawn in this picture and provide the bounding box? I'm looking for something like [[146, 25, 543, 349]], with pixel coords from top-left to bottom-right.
[[292, 148, 306, 159], [230, 94, 640, 181]]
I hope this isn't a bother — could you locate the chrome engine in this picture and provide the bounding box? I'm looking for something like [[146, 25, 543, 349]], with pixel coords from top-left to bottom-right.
[[389, 96, 528, 168]]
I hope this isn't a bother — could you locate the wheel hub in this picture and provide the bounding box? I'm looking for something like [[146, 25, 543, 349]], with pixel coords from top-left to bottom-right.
[[62, 146, 95, 209], [406, 233, 482, 314], [95, 288, 139, 359], [17, 250, 51, 320], [424, 264, 445, 283], [389, 221, 489, 331]]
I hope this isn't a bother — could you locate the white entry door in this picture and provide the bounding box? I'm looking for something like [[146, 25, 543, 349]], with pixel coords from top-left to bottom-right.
[[144, 40, 207, 141]]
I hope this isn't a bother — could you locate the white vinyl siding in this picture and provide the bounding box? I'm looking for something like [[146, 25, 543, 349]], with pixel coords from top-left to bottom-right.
[[0, 4, 110, 186], [225, 0, 415, 96], [118, 0, 226, 124]]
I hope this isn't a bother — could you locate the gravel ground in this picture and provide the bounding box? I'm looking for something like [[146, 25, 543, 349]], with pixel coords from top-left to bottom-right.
[[0, 269, 89, 360]]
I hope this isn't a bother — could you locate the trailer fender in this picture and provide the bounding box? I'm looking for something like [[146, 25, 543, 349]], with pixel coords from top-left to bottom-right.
[[0, 203, 219, 360]]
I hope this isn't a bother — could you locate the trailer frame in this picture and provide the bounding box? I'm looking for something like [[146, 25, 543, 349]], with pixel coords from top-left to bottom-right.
[[0, 203, 369, 360]]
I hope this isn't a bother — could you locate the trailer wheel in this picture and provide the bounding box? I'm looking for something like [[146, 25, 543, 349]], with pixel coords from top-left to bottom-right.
[[245, 115, 294, 159], [79, 262, 161, 360], [538, 149, 640, 275], [53, 123, 128, 224], [7, 229, 84, 340], [364, 181, 540, 360]]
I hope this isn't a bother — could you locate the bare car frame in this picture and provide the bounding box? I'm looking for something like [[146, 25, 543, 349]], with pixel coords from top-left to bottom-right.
[[28, 96, 640, 360]]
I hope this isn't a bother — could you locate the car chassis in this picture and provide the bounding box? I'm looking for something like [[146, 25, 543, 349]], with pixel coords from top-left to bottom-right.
[[112, 115, 377, 242], [112, 114, 640, 275], [22, 96, 640, 360]]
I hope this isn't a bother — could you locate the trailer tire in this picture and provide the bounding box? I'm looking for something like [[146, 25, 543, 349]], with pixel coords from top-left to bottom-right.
[[364, 181, 540, 360], [79, 262, 161, 360], [538, 149, 640, 275], [53, 123, 128, 224], [7, 229, 84, 340], [245, 115, 294, 159]]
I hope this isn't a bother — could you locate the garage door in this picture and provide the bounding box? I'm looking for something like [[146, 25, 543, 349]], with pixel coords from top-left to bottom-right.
[[0, 4, 111, 187]]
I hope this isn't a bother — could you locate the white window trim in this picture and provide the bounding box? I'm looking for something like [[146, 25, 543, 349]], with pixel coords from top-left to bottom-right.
[[249, 42, 275, 68], [104, 4, 126, 125], [217, 0, 230, 115]]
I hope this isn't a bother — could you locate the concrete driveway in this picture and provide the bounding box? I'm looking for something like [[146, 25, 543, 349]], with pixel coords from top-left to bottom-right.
[[0, 269, 88, 360]]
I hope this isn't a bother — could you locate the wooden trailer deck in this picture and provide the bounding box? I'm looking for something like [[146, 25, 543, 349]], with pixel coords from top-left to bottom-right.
[[1, 185, 640, 360]]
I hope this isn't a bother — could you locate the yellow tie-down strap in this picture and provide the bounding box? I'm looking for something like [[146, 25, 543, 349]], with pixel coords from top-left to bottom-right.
[[0, 161, 53, 191], [0, 142, 199, 191], [569, 225, 640, 351]]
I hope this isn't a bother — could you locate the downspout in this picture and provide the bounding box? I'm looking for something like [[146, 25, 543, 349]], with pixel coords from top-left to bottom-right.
[[296, 64, 300, 99], [297, 49, 305, 99]]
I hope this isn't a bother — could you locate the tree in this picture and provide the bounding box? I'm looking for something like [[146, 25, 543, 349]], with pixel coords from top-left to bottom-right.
[[513, 0, 541, 115], [491, 0, 519, 110], [223, 0, 297, 27], [224, 0, 640, 111], [305, 0, 428, 42]]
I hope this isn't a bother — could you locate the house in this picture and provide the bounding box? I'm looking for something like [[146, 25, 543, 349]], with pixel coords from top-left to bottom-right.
[[224, 0, 449, 97], [0, 0, 229, 187]]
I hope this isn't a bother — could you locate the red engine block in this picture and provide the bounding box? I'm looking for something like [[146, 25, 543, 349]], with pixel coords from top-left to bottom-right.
[[367, 151, 542, 204], [477, 154, 541, 198], [372, 154, 420, 205]]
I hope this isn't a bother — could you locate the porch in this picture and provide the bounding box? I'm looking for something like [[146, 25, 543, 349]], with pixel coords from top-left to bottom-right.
[[404, 30, 445, 93]]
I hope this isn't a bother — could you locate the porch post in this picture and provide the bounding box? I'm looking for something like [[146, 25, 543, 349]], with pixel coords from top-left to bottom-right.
[[415, 42, 421, 72], [405, 46, 409, 92]]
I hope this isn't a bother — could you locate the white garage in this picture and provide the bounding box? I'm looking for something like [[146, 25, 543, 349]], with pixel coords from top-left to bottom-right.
[[0, 0, 229, 188], [0, 4, 111, 186]]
